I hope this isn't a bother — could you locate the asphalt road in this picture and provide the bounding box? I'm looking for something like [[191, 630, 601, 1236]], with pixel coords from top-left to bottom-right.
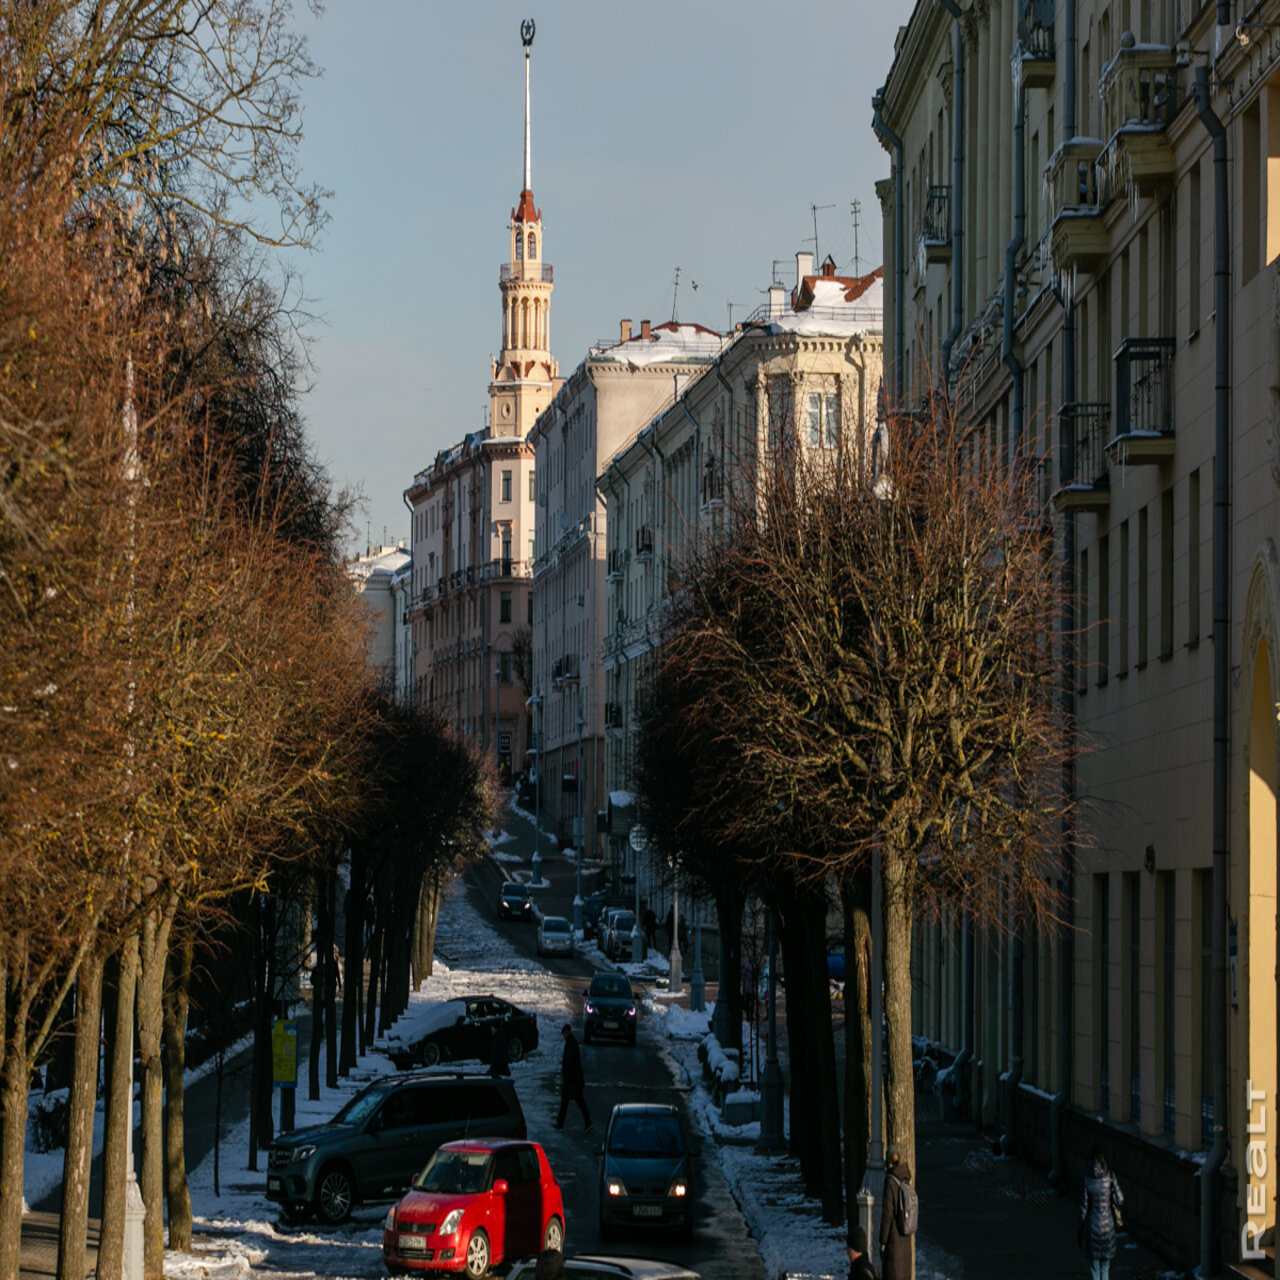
[[460, 860, 766, 1280]]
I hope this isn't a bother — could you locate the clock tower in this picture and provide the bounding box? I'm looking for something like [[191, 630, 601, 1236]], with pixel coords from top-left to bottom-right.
[[490, 19, 559, 437]]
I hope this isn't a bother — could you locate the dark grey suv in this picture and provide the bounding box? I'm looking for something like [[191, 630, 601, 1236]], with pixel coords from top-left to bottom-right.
[[266, 1072, 526, 1225]]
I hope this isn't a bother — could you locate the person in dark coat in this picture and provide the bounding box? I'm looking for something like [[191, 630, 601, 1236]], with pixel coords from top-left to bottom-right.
[[879, 1146, 913, 1280], [488, 1019, 510, 1077], [846, 1224, 879, 1280], [1079, 1145, 1124, 1280], [553, 1023, 592, 1130]]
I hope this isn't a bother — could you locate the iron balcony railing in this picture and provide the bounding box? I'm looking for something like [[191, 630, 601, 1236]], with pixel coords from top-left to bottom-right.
[[701, 460, 724, 505], [1114, 336, 1175, 439], [1060, 402, 1112, 489], [635, 526, 654, 557], [1018, 0, 1054, 58], [921, 185, 950, 246], [499, 263, 554, 283]]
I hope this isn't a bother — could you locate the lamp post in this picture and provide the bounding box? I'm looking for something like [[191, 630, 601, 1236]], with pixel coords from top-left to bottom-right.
[[668, 873, 683, 994], [758, 904, 784, 1151], [531, 688, 543, 886], [573, 702, 585, 932]]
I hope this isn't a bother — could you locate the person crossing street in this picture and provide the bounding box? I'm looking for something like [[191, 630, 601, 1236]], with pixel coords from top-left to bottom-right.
[[553, 1022, 592, 1131]]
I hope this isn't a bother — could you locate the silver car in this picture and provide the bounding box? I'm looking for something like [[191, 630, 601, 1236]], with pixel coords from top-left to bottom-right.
[[537, 915, 574, 957]]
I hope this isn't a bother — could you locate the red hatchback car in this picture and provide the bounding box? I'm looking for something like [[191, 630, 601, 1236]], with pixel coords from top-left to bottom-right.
[[383, 1137, 565, 1277]]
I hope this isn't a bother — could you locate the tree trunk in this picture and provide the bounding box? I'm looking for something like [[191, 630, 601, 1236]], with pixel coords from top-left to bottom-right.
[[323, 866, 339, 1090], [0, 979, 31, 1280], [162, 937, 193, 1252], [842, 867, 873, 1221], [340, 853, 365, 1075], [364, 915, 383, 1047], [712, 879, 744, 1062], [57, 949, 105, 1280], [98, 931, 139, 1280], [882, 848, 916, 1177], [137, 901, 176, 1280]]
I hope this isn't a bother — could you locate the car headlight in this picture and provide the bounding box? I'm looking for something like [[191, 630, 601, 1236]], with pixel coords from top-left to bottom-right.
[[606, 1178, 629, 1197], [584, 1002, 596, 1015], [668, 1178, 688, 1197], [384, 1208, 396, 1230], [292, 1144, 316, 1162], [440, 1208, 464, 1235], [625, 1006, 636, 1017]]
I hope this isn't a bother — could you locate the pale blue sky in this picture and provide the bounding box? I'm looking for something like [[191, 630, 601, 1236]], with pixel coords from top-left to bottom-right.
[[291, 2, 911, 552]]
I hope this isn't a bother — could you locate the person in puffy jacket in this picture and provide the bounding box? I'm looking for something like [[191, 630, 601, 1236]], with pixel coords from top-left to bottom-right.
[[1079, 1145, 1124, 1279], [880, 1146, 913, 1280]]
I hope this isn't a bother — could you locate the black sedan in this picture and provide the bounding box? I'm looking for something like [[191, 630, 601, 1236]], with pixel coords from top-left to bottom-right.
[[497, 881, 533, 921], [382, 995, 539, 1069], [582, 972, 637, 1046], [597, 1103, 698, 1242]]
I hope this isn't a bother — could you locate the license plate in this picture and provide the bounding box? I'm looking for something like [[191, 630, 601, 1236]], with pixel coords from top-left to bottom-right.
[[604, 1019, 619, 1029], [399, 1234, 427, 1250], [267, 1177, 282, 1192], [633, 1204, 662, 1218]]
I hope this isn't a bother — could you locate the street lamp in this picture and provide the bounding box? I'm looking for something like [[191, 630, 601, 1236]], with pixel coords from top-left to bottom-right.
[[669, 872, 683, 994], [573, 702, 585, 932], [530, 688, 543, 885]]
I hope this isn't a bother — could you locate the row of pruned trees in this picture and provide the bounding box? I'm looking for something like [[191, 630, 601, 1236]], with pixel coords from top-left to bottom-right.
[[634, 386, 1073, 1228], [0, 5, 494, 1280]]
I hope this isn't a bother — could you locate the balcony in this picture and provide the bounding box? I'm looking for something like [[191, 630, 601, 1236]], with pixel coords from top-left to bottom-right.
[[701, 460, 725, 511], [1046, 139, 1109, 275], [1052, 402, 1112, 512], [1098, 40, 1179, 200], [606, 547, 626, 581], [635, 526, 654, 561], [499, 263, 554, 284], [552, 653, 579, 685], [917, 185, 951, 267], [604, 702, 623, 730], [1106, 336, 1176, 464], [1014, 0, 1055, 90]]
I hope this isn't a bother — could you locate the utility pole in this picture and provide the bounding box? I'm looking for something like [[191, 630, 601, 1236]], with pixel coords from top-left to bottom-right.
[[808, 202, 835, 266], [851, 199, 863, 275]]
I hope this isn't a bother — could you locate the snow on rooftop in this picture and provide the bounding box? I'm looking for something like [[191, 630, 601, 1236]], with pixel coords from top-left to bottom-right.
[[765, 274, 883, 337], [592, 321, 727, 368], [347, 546, 411, 580]]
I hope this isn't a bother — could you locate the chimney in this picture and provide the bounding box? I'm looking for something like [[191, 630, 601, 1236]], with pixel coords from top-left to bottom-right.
[[620, 319, 632, 343], [796, 251, 814, 289], [640, 319, 652, 340], [768, 285, 786, 320]]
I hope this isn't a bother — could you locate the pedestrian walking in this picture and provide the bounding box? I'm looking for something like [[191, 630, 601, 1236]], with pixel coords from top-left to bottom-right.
[[846, 1224, 879, 1280], [553, 1023, 592, 1131], [488, 1019, 510, 1077], [880, 1145, 916, 1280], [1078, 1145, 1124, 1280]]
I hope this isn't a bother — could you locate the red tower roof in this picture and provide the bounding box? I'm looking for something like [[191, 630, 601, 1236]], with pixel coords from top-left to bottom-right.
[[513, 188, 540, 223]]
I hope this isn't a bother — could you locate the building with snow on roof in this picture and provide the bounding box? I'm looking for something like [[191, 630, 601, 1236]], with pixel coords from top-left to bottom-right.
[[529, 317, 727, 865], [596, 253, 883, 917], [404, 23, 558, 779], [347, 540, 413, 702]]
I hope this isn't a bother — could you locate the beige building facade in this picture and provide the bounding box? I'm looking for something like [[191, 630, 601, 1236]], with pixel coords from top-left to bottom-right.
[[404, 27, 556, 778], [347, 541, 413, 702], [529, 320, 724, 854], [876, 1, 1280, 1270], [598, 256, 884, 909]]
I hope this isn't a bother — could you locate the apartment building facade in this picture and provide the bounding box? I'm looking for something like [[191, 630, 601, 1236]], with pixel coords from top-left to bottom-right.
[[875, 1, 1280, 1270], [529, 319, 724, 854], [347, 541, 413, 702], [598, 256, 884, 909]]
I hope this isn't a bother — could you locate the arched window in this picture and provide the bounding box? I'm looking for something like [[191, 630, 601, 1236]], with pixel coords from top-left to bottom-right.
[[528, 232, 537, 260], [515, 228, 523, 260]]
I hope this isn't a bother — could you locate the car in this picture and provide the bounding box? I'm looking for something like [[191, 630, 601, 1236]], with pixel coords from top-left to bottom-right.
[[498, 882, 534, 921], [537, 915, 574, 957], [597, 1103, 698, 1242], [383, 1137, 565, 1277], [596, 906, 626, 948], [507, 1255, 702, 1280], [383, 996, 539, 1070], [604, 911, 636, 960], [265, 1071, 526, 1225], [583, 972, 637, 1046]]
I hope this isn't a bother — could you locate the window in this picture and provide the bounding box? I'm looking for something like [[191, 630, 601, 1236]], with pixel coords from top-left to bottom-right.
[[1098, 873, 1110, 1110], [502, 470, 512, 502], [502, 533, 512, 565], [529, 471, 536, 502], [1097, 533, 1109, 685], [500, 592, 512, 623], [1160, 486, 1174, 658], [527, 593, 533, 625], [1161, 872, 1176, 1134], [1118, 521, 1130, 675], [1188, 469, 1200, 644], [805, 392, 841, 448], [1128, 873, 1141, 1122], [515, 228, 523, 260], [1189, 160, 1201, 334], [528, 232, 537, 260], [499, 651, 513, 683], [1198, 870, 1214, 1143], [1078, 548, 1089, 694], [1138, 506, 1150, 667]]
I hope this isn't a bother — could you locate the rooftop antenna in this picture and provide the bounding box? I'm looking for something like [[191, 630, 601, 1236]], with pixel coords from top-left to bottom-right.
[[851, 199, 863, 275], [807, 202, 835, 267], [727, 300, 748, 329], [771, 259, 789, 286], [671, 266, 682, 323]]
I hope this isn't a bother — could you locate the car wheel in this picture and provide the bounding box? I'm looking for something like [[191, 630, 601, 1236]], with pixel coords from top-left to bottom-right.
[[421, 1041, 441, 1068], [464, 1227, 490, 1279], [506, 1034, 526, 1064], [315, 1164, 355, 1224], [543, 1215, 564, 1253]]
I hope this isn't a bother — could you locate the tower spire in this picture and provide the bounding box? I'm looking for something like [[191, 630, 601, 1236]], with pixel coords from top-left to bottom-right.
[[521, 18, 535, 194]]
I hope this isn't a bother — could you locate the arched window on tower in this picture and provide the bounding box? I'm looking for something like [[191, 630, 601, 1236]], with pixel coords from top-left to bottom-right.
[[515, 228, 523, 260], [528, 232, 537, 260]]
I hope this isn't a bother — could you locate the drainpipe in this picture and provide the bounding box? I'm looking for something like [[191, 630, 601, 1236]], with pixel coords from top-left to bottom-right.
[[872, 89, 906, 408], [1003, 77, 1027, 455], [936, 0, 965, 388], [1195, 62, 1230, 1280]]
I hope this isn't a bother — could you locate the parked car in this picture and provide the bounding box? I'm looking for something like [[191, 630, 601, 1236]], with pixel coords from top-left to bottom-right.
[[498, 882, 533, 921], [605, 910, 636, 960], [583, 972, 637, 1046], [383, 1137, 565, 1277], [265, 1071, 526, 1225], [536, 915, 574, 958], [597, 1103, 698, 1242], [596, 905, 626, 947], [581, 891, 609, 939], [383, 996, 538, 1070], [507, 1256, 702, 1280]]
